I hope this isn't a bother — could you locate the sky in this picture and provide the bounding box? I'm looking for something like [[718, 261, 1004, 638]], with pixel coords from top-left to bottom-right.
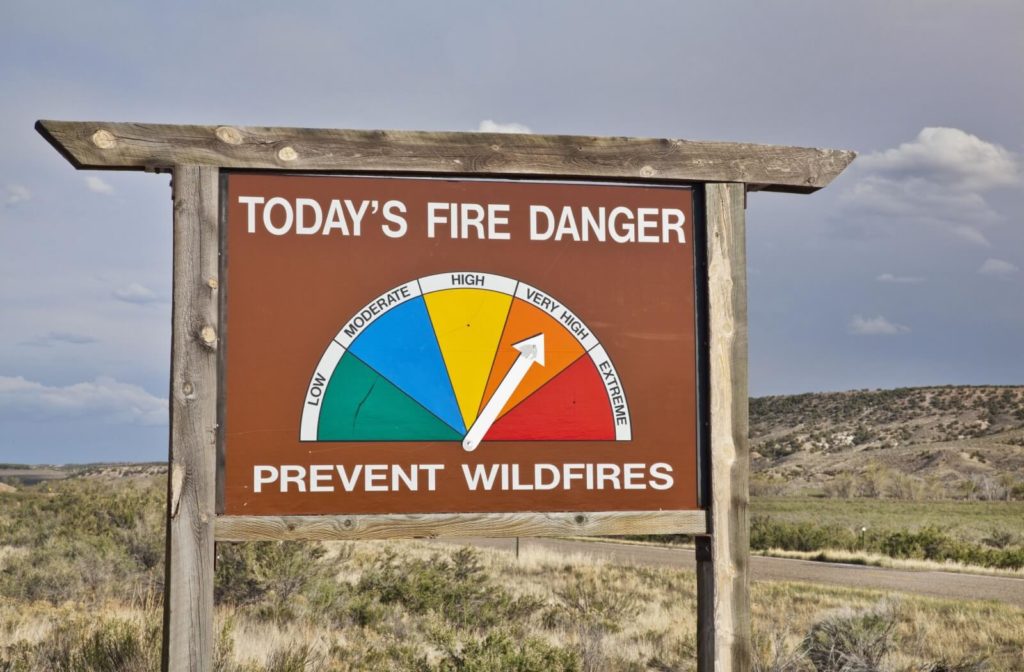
[[1, 1, 1021, 463]]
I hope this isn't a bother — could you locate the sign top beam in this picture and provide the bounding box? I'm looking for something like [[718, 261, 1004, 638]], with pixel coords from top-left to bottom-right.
[[36, 120, 854, 194]]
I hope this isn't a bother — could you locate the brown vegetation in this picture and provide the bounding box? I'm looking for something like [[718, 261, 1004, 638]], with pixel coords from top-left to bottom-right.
[[750, 386, 1024, 501], [2, 476, 1023, 670]]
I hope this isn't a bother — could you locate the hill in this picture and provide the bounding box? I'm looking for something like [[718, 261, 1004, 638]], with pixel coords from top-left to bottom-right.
[[750, 385, 1024, 499], [4, 386, 1023, 501]]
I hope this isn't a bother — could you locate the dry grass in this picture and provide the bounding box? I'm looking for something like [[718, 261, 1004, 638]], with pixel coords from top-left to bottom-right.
[[2, 471, 1022, 670], [757, 547, 1024, 578], [754, 497, 1024, 545], [5, 539, 1020, 671]]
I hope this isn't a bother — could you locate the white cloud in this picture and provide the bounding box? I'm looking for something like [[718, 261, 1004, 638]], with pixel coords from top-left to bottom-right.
[[4, 184, 31, 206], [841, 174, 1001, 226], [951, 225, 991, 247], [841, 127, 1019, 243], [0, 375, 167, 426], [84, 176, 114, 194], [977, 258, 1018, 277], [22, 331, 98, 347], [478, 119, 532, 134], [849, 314, 910, 335], [876, 273, 925, 284], [859, 127, 1020, 191], [113, 282, 162, 304]]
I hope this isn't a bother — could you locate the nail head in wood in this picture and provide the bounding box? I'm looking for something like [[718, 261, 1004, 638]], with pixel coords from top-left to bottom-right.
[[91, 129, 117, 149]]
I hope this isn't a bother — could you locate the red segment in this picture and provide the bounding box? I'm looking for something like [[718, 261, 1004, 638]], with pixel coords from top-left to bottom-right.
[[484, 356, 615, 441]]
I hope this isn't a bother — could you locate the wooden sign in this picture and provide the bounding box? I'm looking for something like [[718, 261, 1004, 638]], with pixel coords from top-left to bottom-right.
[[36, 119, 854, 672], [223, 174, 701, 517]]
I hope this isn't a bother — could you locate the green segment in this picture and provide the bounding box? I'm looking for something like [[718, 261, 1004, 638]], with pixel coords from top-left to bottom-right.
[[318, 353, 463, 441]]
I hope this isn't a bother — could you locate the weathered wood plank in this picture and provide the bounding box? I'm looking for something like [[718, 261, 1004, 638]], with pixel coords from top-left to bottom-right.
[[696, 183, 752, 671], [35, 120, 854, 193], [162, 166, 218, 672], [214, 510, 707, 541]]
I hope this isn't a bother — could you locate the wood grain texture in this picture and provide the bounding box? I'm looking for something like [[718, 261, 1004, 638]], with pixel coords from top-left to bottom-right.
[[162, 166, 219, 672], [696, 183, 752, 672], [214, 510, 707, 541], [35, 120, 854, 193]]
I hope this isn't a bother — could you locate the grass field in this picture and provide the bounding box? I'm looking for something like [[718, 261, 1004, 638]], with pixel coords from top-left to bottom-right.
[[753, 496, 1024, 546], [2, 541, 1023, 671], [2, 476, 1023, 670]]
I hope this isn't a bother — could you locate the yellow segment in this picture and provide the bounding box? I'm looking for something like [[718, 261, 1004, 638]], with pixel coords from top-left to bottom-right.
[[424, 288, 513, 429]]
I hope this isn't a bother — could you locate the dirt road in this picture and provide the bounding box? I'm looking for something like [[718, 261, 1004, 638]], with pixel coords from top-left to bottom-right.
[[437, 537, 1024, 608]]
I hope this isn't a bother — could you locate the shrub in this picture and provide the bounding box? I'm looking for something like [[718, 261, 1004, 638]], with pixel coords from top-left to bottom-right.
[[261, 645, 326, 672], [803, 601, 897, 672], [750, 517, 857, 553], [749, 518, 1024, 570], [0, 479, 164, 605], [753, 627, 811, 672], [554, 574, 643, 672], [356, 547, 541, 630], [918, 658, 990, 672], [0, 617, 159, 672], [215, 541, 343, 622], [438, 631, 579, 672], [554, 574, 641, 634]]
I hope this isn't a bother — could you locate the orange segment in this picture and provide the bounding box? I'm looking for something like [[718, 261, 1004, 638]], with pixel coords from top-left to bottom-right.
[[479, 298, 585, 419]]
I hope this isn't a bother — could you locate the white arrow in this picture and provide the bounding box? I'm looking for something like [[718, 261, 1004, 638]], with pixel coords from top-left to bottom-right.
[[462, 333, 546, 452]]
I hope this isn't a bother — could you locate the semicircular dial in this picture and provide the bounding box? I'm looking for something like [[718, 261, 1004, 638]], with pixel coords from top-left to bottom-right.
[[299, 272, 631, 449]]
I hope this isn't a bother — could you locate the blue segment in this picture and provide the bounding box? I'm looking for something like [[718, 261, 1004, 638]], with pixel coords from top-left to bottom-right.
[[349, 297, 466, 434]]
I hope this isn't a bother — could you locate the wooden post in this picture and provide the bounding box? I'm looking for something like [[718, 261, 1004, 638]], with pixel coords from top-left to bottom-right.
[[696, 182, 752, 671], [162, 165, 219, 672]]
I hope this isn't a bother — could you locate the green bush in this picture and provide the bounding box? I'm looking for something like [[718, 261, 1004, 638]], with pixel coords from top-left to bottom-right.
[[215, 541, 344, 622], [259, 645, 326, 672], [438, 631, 579, 672], [803, 602, 897, 671], [554, 574, 641, 634], [749, 517, 1024, 570], [918, 658, 990, 672], [356, 547, 542, 630], [0, 617, 159, 672], [0, 479, 164, 605]]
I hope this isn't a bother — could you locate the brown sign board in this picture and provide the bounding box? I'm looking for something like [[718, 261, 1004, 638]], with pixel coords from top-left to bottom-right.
[[222, 173, 703, 516], [38, 119, 857, 672]]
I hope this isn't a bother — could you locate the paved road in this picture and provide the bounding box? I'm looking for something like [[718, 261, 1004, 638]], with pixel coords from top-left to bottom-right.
[[435, 537, 1024, 608]]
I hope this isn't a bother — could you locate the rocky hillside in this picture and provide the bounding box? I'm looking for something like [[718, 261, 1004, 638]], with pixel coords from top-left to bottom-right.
[[750, 386, 1024, 499]]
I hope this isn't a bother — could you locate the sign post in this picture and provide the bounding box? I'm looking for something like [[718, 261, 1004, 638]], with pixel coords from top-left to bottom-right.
[[698, 182, 751, 670], [37, 120, 853, 672], [163, 165, 219, 671]]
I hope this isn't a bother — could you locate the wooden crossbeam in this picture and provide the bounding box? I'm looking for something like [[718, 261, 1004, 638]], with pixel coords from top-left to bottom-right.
[[214, 510, 708, 541], [36, 120, 854, 193]]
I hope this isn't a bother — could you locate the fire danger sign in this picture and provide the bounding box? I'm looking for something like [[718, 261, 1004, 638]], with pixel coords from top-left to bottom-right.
[[222, 174, 700, 515]]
